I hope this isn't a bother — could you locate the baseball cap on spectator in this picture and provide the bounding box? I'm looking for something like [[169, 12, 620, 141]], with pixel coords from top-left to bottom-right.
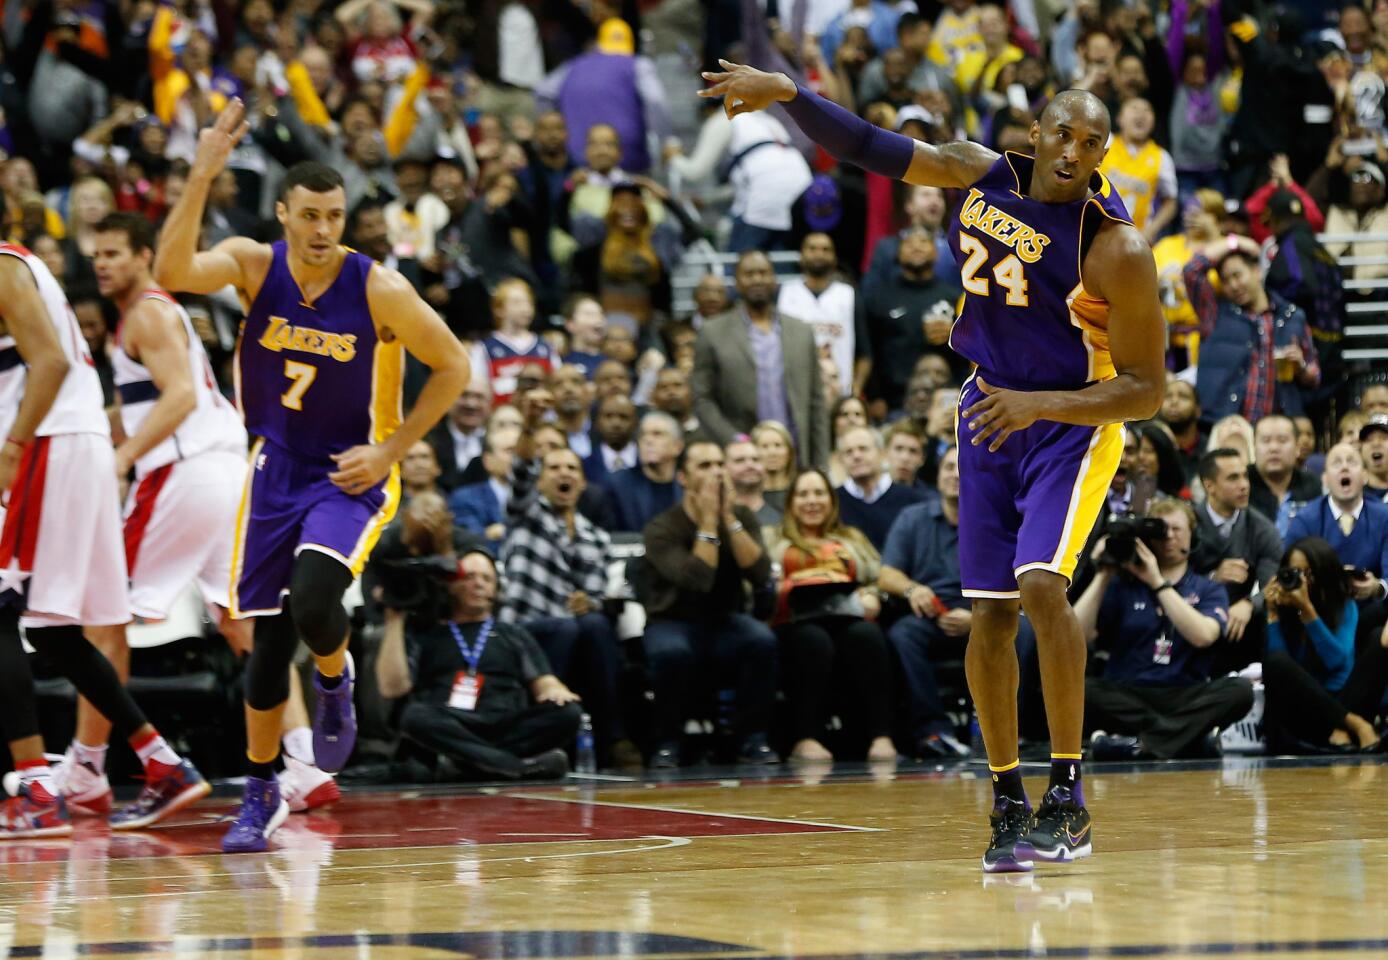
[[895, 105, 939, 131], [1360, 413, 1388, 441], [801, 174, 841, 232], [597, 18, 635, 55], [1266, 189, 1303, 221], [1352, 162, 1386, 187]]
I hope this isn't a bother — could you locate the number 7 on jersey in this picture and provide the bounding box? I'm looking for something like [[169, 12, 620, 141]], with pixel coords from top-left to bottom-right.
[[281, 359, 317, 411]]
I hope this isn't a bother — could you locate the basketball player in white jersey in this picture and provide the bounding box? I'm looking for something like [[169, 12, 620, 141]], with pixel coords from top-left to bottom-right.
[[0, 229, 210, 839], [46, 213, 337, 817]]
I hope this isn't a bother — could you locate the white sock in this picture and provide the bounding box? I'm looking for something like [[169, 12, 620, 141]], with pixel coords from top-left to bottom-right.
[[72, 740, 108, 774], [133, 733, 181, 769], [282, 727, 315, 766]]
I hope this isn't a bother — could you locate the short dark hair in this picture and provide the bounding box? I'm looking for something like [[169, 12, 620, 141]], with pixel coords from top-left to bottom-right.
[[896, 11, 924, 37], [94, 212, 156, 255], [348, 197, 386, 233], [1198, 446, 1244, 482], [678, 439, 722, 474], [1218, 248, 1260, 272], [280, 161, 345, 201]]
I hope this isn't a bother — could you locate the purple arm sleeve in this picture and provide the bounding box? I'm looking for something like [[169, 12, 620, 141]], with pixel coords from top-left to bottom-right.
[[780, 83, 916, 180]]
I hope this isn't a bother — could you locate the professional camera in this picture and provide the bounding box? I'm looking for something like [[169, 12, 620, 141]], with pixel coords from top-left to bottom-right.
[[1275, 566, 1304, 591], [1102, 514, 1168, 566], [375, 554, 458, 622]]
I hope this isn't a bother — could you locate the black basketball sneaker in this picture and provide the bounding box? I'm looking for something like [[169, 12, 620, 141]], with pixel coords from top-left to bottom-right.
[[1016, 784, 1092, 862], [982, 796, 1035, 873]]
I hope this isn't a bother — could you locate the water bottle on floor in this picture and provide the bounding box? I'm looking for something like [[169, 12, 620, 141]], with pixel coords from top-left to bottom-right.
[[575, 713, 597, 775]]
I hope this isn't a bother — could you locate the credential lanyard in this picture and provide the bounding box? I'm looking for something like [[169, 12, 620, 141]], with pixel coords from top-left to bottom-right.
[[448, 617, 492, 676]]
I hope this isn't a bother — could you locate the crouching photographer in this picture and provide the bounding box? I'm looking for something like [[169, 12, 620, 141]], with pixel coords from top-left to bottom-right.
[[1261, 537, 1386, 752], [1075, 499, 1253, 760], [375, 549, 584, 781]]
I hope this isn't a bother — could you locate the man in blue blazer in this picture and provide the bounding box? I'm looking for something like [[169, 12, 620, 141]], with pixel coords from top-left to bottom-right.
[[450, 428, 520, 544], [1285, 443, 1388, 642]]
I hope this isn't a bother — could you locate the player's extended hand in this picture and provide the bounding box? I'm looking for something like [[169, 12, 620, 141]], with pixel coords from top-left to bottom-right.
[[329, 443, 393, 496], [191, 98, 250, 181], [698, 59, 797, 120], [962, 377, 1049, 452]]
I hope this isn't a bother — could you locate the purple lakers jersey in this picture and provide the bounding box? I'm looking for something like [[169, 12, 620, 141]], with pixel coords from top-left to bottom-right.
[[946, 152, 1133, 390], [238, 242, 403, 462]]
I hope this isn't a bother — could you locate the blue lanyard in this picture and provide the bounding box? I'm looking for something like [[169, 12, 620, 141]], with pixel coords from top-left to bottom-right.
[[448, 618, 492, 675]]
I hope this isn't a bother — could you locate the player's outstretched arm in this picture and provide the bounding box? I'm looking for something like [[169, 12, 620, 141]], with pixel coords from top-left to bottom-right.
[[112, 299, 196, 478], [328, 267, 470, 496], [0, 260, 69, 491], [153, 100, 267, 296], [698, 60, 996, 189]]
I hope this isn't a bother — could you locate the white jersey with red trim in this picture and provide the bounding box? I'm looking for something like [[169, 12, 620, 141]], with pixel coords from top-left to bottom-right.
[[0, 243, 108, 440], [112, 288, 247, 479]]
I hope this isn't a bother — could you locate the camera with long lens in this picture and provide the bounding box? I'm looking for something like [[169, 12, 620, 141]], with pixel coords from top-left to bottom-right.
[[1101, 514, 1168, 566], [1275, 566, 1304, 591], [375, 554, 459, 621]]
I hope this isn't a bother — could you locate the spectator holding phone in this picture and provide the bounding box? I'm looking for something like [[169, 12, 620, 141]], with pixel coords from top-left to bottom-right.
[[1261, 537, 1385, 752]]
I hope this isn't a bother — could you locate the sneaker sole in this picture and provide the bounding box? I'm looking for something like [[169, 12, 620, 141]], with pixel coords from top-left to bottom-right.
[[110, 780, 212, 831], [67, 792, 113, 817], [293, 778, 341, 813], [981, 853, 1034, 874], [1022, 841, 1092, 863], [0, 822, 74, 840], [221, 799, 290, 854]]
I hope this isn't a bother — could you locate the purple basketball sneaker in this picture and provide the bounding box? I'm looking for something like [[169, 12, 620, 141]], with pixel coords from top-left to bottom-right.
[[221, 776, 289, 853], [313, 651, 357, 773]]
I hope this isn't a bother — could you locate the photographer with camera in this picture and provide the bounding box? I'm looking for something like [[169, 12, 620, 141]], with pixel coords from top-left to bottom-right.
[[1075, 499, 1252, 760], [1260, 538, 1385, 753], [376, 550, 583, 780]]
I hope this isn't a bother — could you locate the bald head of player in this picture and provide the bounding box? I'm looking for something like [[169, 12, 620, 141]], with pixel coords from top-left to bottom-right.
[[275, 161, 348, 270], [1027, 90, 1112, 203]]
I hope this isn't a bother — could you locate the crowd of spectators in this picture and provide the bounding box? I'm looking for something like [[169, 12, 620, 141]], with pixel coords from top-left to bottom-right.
[[9, 0, 1388, 773]]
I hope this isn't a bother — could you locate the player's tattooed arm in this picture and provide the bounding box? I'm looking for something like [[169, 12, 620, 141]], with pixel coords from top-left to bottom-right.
[[333, 266, 471, 494], [904, 140, 999, 190]]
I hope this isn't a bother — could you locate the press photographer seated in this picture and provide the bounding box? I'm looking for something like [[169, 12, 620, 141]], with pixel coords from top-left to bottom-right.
[[1075, 499, 1252, 760], [375, 550, 584, 781], [1260, 538, 1387, 753]]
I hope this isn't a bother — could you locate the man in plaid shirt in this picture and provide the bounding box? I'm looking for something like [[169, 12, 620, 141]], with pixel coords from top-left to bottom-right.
[[500, 447, 638, 767], [1183, 233, 1320, 425]]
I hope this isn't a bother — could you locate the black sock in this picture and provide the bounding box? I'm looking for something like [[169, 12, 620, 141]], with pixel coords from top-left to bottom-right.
[[989, 761, 1027, 807], [1050, 756, 1084, 805], [247, 758, 277, 781], [318, 671, 344, 690]]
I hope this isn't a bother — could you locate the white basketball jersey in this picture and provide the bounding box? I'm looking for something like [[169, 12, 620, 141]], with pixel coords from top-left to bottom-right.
[[112, 289, 248, 478], [0, 243, 109, 441]]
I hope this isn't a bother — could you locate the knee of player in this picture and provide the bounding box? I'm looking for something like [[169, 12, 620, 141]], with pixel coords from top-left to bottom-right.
[[1017, 569, 1071, 614], [969, 598, 1020, 637]]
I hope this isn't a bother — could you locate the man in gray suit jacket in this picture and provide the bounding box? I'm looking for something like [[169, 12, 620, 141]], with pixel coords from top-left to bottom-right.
[[1189, 447, 1284, 670], [691, 251, 829, 469]]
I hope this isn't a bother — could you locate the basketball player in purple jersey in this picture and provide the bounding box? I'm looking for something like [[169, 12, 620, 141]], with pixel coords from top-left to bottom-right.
[[153, 102, 471, 852], [703, 64, 1166, 871]]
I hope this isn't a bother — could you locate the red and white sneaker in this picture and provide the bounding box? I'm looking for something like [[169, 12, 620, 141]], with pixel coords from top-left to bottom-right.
[[0, 783, 72, 839], [52, 749, 113, 817], [280, 756, 340, 813]]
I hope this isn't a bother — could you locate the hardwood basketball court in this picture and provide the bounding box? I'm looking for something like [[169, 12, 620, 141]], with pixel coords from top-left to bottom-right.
[[1, 758, 1385, 958]]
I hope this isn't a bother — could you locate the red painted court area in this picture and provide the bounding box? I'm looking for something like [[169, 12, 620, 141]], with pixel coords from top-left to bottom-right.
[[0, 791, 855, 862]]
